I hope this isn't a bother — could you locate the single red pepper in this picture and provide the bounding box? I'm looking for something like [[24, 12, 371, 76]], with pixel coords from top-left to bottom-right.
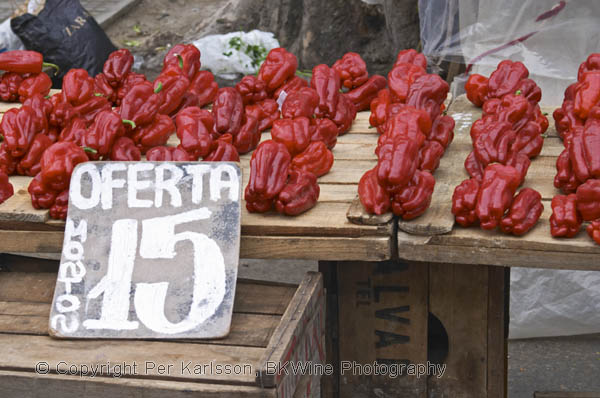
[[376, 134, 421, 192], [578, 53, 600, 81], [369, 88, 392, 132], [119, 81, 163, 129], [188, 70, 219, 107], [554, 147, 580, 194], [73, 95, 112, 125], [418, 140, 445, 173], [344, 74, 387, 111], [49, 95, 80, 129], [58, 118, 87, 145], [28, 173, 57, 209], [381, 106, 430, 142], [358, 167, 391, 215], [482, 93, 529, 130], [391, 169, 435, 220], [0, 170, 13, 204], [573, 71, 600, 119], [235, 75, 268, 105], [291, 141, 334, 177], [273, 76, 308, 99], [486, 60, 529, 100], [49, 190, 69, 220], [204, 139, 240, 162], [162, 44, 201, 81], [0, 50, 58, 74], [23, 93, 52, 127], [586, 220, 600, 245], [245, 140, 291, 213], [465, 74, 489, 107], [406, 74, 449, 123], [506, 152, 531, 185], [575, 179, 600, 221], [62, 69, 95, 106], [500, 188, 543, 236], [569, 122, 600, 182], [550, 194, 582, 238], [452, 178, 481, 227], [116, 72, 147, 106], [275, 169, 320, 216], [475, 164, 521, 230], [332, 52, 368, 90], [145, 145, 193, 161], [81, 110, 126, 159], [0, 72, 23, 102], [1, 107, 39, 158], [310, 118, 338, 149], [258, 48, 298, 94], [175, 106, 214, 159], [515, 78, 542, 104], [244, 98, 281, 132], [16, 133, 53, 176], [394, 49, 427, 70], [271, 117, 311, 156], [103, 49, 134, 87], [0, 143, 17, 175], [110, 136, 141, 161], [131, 113, 175, 153], [472, 121, 516, 166], [429, 115, 455, 149], [281, 87, 319, 119], [212, 87, 244, 136], [388, 62, 426, 103], [311, 64, 341, 118], [510, 120, 543, 159], [18, 72, 52, 102], [330, 93, 356, 135], [233, 114, 260, 154], [40, 142, 89, 192], [154, 68, 190, 115]]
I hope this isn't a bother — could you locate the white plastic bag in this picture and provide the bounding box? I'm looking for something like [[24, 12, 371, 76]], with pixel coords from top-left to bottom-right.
[[193, 30, 280, 79], [0, 19, 24, 52]]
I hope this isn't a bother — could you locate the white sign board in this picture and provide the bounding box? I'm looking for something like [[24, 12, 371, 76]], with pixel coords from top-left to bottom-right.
[[49, 161, 241, 339]]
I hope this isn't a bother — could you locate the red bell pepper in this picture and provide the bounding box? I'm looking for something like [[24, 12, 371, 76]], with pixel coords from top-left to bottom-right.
[[332, 52, 368, 90], [473, 121, 517, 166], [188, 70, 219, 107], [119, 82, 163, 129], [213, 87, 244, 136], [162, 44, 201, 81], [281, 87, 319, 119], [574, 71, 600, 119], [110, 136, 141, 161], [406, 74, 449, 123], [486, 60, 529, 100], [18, 73, 52, 102], [310, 118, 338, 149], [586, 220, 600, 245], [145, 145, 193, 161], [391, 169, 435, 220], [0, 143, 17, 175], [273, 76, 308, 99], [418, 140, 445, 173], [275, 169, 320, 216], [62, 69, 95, 106], [452, 178, 481, 227], [131, 113, 175, 153], [500, 188, 543, 236], [394, 49, 427, 70], [330, 93, 356, 135], [58, 118, 87, 145], [358, 167, 391, 215], [376, 134, 421, 192], [1, 107, 39, 158], [235, 75, 268, 105], [81, 110, 126, 159], [369, 88, 392, 132], [94, 73, 117, 104], [475, 164, 521, 230], [49, 189, 69, 220], [575, 179, 600, 221], [271, 117, 311, 156], [291, 141, 334, 177], [429, 115, 455, 149], [49, 95, 80, 129], [550, 194, 582, 238], [74, 94, 112, 125], [204, 139, 240, 162], [578, 53, 600, 81], [388, 62, 426, 103], [554, 147, 580, 194], [506, 152, 531, 186], [28, 173, 57, 209], [244, 98, 281, 132], [381, 106, 430, 142], [40, 142, 89, 192], [154, 68, 190, 115], [16, 133, 53, 176], [103, 49, 134, 87], [0, 169, 13, 204], [116, 72, 148, 106], [0, 72, 23, 102], [311, 64, 341, 118], [258, 48, 298, 94], [233, 114, 260, 154], [510, 120, 543, 159], [465, 74, 489, 107], [344, 74, 387, 111], [175, 106, 214, 159]]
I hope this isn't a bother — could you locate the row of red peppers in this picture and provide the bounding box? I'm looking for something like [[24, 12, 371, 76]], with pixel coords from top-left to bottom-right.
[[551, 54, 600, 245], [0, 50, 57, 103], [358, 50, 454, 219], [452, 61, 548, 235]]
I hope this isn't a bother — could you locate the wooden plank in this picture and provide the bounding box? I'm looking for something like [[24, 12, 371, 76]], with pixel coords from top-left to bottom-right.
[[487, 266, 508, 398], [346, 196, 394, 226], [0, 272, 295, 316], [0, 176, 49, 224], [336, 261, 428, 397], [318, 261, 339, 398], [257, 272, 323, 388], [428, 263, 488, 397], [0, 334, 262, 385], [241, 235, 392, 261], [0, 369, 277, 398], [534, 393, 600, 398]]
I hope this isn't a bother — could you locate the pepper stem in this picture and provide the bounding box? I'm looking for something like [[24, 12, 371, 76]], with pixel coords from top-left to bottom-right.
[[83, 147, 98, 155], [154, 82, 163, 94], [0, 134, 3, 141], [176, 54, 184, 70], [122, 119, 136, 129], [94, 93, 104, 97], [295, 70, 312, 78], [42, 62, 60, 76]]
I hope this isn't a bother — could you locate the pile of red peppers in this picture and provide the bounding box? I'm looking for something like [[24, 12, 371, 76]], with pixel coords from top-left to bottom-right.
[[357, 49, 454, 220], [551, 54, 600, 245], [0, 50, 55, 103], [452, 61, 548, 235]]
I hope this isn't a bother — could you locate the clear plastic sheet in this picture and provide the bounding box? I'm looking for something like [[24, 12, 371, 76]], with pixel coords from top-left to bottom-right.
[[419, 0, 600, 105], [419, 0, 600, 338]]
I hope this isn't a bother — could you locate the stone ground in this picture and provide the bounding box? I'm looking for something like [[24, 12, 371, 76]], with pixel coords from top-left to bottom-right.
[[1, 1, 598, 396]]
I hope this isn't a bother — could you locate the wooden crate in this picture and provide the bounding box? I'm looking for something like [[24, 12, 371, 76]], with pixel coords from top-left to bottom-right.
[[320, 260, 508, 398], [0, 258, 325, 398]]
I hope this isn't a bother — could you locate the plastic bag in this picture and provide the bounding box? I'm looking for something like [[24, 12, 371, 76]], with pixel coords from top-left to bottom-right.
[[419, 0, 600, 105], [11, 0, 116, 87], [0, 19, 24, 53], [193, 30, 280, 80]]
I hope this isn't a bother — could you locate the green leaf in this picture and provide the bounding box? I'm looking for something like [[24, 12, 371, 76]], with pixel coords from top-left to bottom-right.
[[124, 40, 140, 47], [133, 24, 141, 34], [223, 51, 233, 57]]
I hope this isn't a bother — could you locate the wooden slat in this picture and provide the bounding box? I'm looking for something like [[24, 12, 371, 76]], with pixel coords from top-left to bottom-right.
[[346, 196, 394, 225], [534, 393, 600, 398], [0, 370, 278, 398], [241, 235, 392, 261], [487, 266, 508, 398]]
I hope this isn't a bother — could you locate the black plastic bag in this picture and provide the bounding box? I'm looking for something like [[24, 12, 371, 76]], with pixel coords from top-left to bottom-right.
[[11, 0, 117, 87]]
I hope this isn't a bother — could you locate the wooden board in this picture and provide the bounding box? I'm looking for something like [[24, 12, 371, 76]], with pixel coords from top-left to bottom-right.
[[397, 95, 600, 270], [534, 393, 600, 398], [0, 269, 323, 397], [0, 109, 394, 261]]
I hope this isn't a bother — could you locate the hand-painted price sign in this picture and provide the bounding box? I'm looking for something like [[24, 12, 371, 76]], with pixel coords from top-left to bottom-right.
[[49, 162, 241, 339]]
